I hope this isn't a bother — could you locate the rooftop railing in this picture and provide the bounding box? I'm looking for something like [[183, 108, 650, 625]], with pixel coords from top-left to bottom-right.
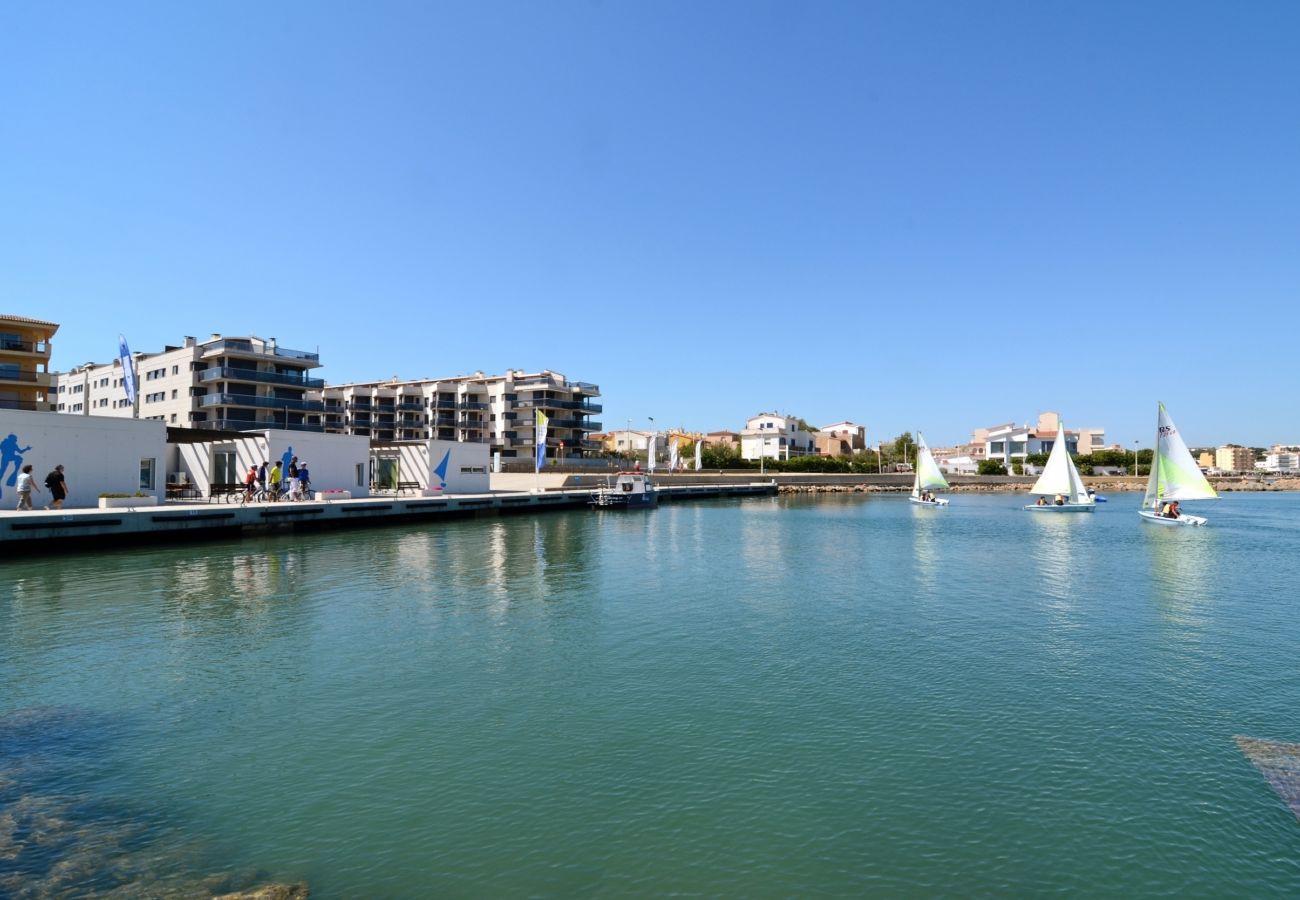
[[204, 339, 320, 363]]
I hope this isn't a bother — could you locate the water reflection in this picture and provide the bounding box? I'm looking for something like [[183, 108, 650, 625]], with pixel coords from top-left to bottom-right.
[[1142, 525, 1218, 631], [1027, 514, 1077, 609], [910, 505, 939, 596]]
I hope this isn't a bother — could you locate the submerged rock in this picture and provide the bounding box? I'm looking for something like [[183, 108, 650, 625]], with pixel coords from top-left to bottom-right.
[[213, 884, 310, 900]]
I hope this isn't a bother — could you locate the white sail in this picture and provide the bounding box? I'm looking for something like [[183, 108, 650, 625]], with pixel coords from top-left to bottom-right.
[[1028, 424, 1090, 503], [1143, 402, 1217, 508], [912, 432, 950, 495]]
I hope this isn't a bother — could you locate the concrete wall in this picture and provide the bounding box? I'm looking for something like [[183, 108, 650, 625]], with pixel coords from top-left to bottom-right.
[[374, 440, 491, 494], [0, 409, 166, 508]]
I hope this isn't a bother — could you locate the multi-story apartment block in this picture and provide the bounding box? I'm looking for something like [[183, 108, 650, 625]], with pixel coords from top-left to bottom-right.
[[53, 334, 325, 431], [316, 369, 601, 461], [1215, 444, 1255, 473], [740, 412, 815, 461], [0, 314, 59, 412]]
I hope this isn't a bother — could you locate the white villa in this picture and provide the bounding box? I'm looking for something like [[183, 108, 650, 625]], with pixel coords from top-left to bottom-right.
[[968, 412, 1105, 466], [740, 412, 815, 461]]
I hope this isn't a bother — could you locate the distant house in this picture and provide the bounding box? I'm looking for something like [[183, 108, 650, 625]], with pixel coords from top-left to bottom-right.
[[815, 421, 866, 456], [703, 430, 740, 448], [969, 411, 1105, 467], [740, 413, 814, 461]]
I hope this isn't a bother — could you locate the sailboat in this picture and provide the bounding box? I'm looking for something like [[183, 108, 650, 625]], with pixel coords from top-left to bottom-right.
[[909, 432, 950, 506], [1138, 402, 1217, 526], [1023, 423, 1095, 512]]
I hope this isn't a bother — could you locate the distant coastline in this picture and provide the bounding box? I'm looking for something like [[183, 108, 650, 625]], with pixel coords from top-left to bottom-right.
[[767, 476, 1300, 495]]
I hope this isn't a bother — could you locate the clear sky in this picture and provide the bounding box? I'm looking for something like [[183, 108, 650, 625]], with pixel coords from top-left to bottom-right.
[[3, 1, 1297, 449]]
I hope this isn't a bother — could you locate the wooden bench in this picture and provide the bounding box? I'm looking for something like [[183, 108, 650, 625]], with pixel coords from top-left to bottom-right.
[[397, 481, 421, 495], [208, 482, 245, 502]]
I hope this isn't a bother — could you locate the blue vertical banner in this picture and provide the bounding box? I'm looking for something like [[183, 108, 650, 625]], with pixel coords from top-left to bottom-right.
[[535, 410, 549, 473], [118, 334, 138, 407]]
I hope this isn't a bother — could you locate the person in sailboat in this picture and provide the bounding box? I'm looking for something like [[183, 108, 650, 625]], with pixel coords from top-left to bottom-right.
[[1036, 496, 1047, 506], [1163, 500, 1181, 519], [1054, 494, 1065, 506]]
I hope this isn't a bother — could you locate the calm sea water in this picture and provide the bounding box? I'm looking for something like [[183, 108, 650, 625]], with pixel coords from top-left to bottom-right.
[[3, 492, 1300, 896]]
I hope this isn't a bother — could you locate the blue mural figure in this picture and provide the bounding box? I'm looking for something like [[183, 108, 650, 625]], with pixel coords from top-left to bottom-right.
[[280, 445, 294, 478], [432, 449, 451, 491], [0, 433, 33, 494]]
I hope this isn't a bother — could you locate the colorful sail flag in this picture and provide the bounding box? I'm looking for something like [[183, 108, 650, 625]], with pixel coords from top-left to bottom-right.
[[535, 410, 549, 472], [118, 335, 137, 406]]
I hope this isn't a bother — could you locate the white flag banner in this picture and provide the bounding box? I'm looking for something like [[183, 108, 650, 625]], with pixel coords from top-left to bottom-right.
[[669, 439, 679, 472], [694, 440, 702, 471], [647, 433, 657, 472]]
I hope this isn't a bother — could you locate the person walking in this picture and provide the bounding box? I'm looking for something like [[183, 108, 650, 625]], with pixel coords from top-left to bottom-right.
[[43, 464, 68, 510], [15, 464, 40, 510], [287, 456, 299, 501], [244, 465, 259, 502], [296, 461, 311, 500], [269, 460, 283, 501], [257, 462, 268, 496]]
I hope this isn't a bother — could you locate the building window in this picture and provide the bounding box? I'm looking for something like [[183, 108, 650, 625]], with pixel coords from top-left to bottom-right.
[[213, 449, 239, 485], [172, 365, 179, 375], [355, 463, 365, 487]]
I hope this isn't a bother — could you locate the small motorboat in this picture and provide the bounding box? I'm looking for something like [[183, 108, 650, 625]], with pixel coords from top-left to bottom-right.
[[590, 471, 658, 509]]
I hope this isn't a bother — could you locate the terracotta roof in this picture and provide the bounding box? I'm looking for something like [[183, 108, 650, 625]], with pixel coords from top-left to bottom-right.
[[0, 314, 60, 329]]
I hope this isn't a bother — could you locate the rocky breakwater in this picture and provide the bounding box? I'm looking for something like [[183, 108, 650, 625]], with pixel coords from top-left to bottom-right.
[[0, 706, 308, 899]]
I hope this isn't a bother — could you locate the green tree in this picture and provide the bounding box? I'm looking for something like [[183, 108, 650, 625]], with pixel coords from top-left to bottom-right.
[[978, 459, 1008, 476], [891, 432, 916, 464]]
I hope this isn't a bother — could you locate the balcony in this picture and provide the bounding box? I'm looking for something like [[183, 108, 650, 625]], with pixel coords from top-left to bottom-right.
[[0, 398, 40, 410], [0, 369, 41, 384], [459, 400, 489, 411], [204, 339, 320, 363], [195, 419, 326, 433], [434, 414, 457, 427], [396, 400, 425, 411], [199, 393, 326, 413], [0, 338, 51, 355], [199, 367, 325, 389], [513, 398, 601, 412], [432, 399, 458, 410]]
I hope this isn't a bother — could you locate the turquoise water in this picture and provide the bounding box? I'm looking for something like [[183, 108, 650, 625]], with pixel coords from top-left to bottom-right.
[[3, 492, 1300, 896]]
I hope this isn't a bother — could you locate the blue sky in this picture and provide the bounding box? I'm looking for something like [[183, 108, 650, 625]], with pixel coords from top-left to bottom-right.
[[3, 1, 1297, 448]]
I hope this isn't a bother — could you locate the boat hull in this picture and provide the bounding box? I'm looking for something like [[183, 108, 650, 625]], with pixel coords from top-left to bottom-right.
[[908, 496, 949, 507], [1024, 503, 1095, 513], [1138, 509, 1206, 527]]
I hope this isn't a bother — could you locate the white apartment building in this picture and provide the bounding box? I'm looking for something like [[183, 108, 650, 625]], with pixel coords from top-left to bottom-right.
[[52, 335, 325, 432], [740, 412, 815, 461], [315, 369, 602, 462]]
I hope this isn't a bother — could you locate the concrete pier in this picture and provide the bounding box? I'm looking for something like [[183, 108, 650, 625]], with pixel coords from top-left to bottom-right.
[[0, 482, 778, 553]]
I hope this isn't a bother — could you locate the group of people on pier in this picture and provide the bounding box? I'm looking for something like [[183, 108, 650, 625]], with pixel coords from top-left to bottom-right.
[[243, 456, 311, 503]]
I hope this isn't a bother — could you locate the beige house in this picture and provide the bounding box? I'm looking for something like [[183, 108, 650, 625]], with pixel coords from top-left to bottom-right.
[[815, 421, 866, 456], [0, 314, 59, 412]]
